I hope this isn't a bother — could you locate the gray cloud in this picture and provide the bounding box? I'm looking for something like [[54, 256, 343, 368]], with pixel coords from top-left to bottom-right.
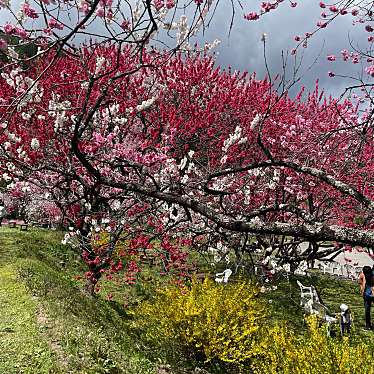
[[199, 1, 368, 98], [0, 0, 369, 99]]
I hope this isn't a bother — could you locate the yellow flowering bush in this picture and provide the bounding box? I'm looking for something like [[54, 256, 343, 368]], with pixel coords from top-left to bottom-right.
[[134, 279, 374, 373], [252, 316, 374, 374], [133, 278, 268, 364]]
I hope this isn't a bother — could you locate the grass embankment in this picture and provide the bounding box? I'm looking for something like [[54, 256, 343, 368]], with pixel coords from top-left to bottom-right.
[[0, 227, 370, 373], [0, 264, 58, 373], [0, 227, 154, 374]]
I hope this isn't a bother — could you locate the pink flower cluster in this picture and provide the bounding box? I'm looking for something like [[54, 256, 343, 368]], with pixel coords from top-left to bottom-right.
[[244, 12, 259, 21], [0, 39, 7, 49], [327, 51, 360, 64], [244, 0, 289, 21], [3, 23, 27, 39], [153, 0, 175, 10], [48, 18, 64, 30], [261, 2, 278, 12], [341, 49, 349, 61], [365, 65, 374, 77], [22, 3, 38, 19]]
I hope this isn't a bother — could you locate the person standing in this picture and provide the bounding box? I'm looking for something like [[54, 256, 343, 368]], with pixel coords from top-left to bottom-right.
[[339, 303, 352, 335], [358, 265, 374, 330], [0, 200, 6, 226]]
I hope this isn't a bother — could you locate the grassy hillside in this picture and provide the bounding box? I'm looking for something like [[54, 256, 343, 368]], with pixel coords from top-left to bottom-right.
[[0, 227, 154, 374], [0, 226, 370, 373]]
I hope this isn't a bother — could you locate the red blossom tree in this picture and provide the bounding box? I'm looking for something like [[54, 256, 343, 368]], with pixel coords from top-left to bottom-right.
[[0, 0, 373, 286], [0, 47, 372, 286]]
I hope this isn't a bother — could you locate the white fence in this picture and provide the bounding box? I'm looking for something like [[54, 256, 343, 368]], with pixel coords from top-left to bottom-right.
[[314, 261, 362, 281]]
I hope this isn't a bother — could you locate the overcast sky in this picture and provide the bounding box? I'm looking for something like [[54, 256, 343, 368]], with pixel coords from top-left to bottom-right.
[[199, 1, 366, 98], [0, 0, 368, 98]]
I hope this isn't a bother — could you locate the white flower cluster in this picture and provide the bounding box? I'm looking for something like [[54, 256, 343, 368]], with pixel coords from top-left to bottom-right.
[[176, 15, 188, 47], [61, 231, 79, 246], [1, 172, 12, 182], [0, 205, 6, 218], [111, 200, 121, 211], [21, 181, 30, 193], [16, 146, 27, 160], [250, 216, 262, 225], [210, 175, 232, 191], [21, 112, 31, 120], [261, 255, 291, 274], [282, 263, 291, 273], [152, 6, 170, 36], [6, 161, 16, 172], [188, 0, 213, 39], [90, 217, 112, 233], [81, 81, 89, 90], [178, 157, 188, 171], [131, 1, 142, 24], [95, 56, 106, 75], [6, 180, 30, 192], [101, 103, 127, 126], [207, 242, 231, 265], [5, 131, 21, 143], [156, 157, 179, 185], [242, 185, 252, 204], [7, 47, 18, 61], [204, 39, 221, 51], [267, 169, 280, 190], [260, 285, 278, 293], [221, 125, 247, 155], [294, 260, 308, 276], [139, 0, 214, 51], [48, 95, 71, 132], [136, 96, 157, 112], [1, 69, 42, 107], [0, 0, 10, 9], [162, 21, 179, 30], [178, 150, 195, 183], [250, 114, 262, 130], [168, 203, 181, 220], [1, 69, 19, 88], [125, 96, 157, 114], [30, 138, 40, 150]]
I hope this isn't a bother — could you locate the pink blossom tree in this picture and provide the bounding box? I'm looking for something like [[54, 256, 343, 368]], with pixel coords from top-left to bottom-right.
[[0, 46, 373, 283], [0, 0, 373, 288]]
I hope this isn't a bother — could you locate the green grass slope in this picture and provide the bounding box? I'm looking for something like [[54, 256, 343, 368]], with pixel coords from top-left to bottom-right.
[[0, 226, 371, 373], [0, 227, 155, 374], [0, 264, 58, 373]]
